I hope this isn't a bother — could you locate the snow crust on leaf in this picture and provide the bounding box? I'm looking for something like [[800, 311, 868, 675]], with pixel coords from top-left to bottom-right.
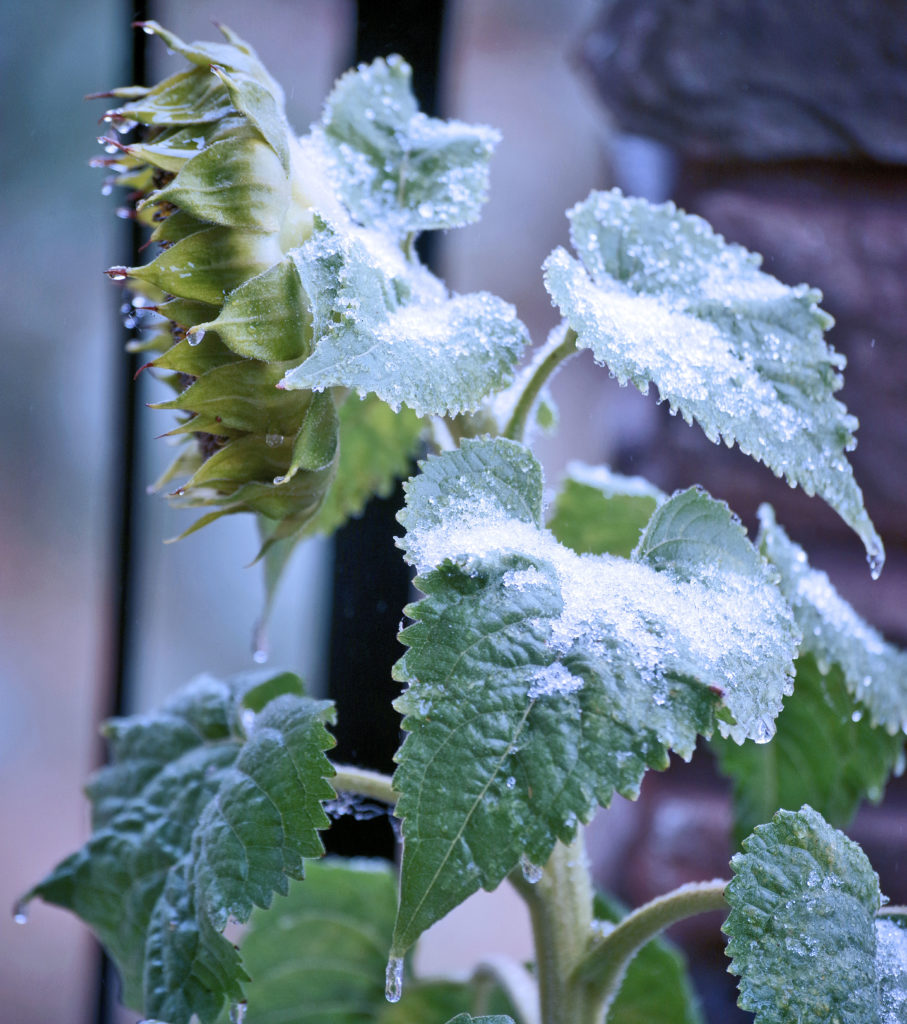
[[281, 218, 528, 416], [390, 439, 797, 954], [724, 806, 885, 1024], [758, 505, 907, 734], [25, 671, 336, 1024], [318, 55, 499, 235], [543, 188, 883, 571], [876, 918, 907, 1024]]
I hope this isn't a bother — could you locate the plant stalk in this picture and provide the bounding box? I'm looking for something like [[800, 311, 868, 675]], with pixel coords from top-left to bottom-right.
[[471, 955, 541, 1024], [510, 831, 596, 1024], [331, 764, 396, 805], [573, 878, 728, 1020], [503, 327, 578, 443]]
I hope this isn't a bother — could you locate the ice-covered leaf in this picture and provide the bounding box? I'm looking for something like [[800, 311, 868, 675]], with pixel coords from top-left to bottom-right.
[[714, 656, 904, 845], [26, 671, 336, 1024], [594, 892, 704, 1024], [758, 505, 907, 733], [543, 188, 883, 570], [547, 463, 664, 558], [724, 806, 899, 1023], [319, 56, 499, 235], [390, 439, 797, 954], [280, 219, 528, 416]]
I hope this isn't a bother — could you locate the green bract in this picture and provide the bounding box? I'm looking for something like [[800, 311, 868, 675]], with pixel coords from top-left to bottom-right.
[[100, 22, 524, 558]]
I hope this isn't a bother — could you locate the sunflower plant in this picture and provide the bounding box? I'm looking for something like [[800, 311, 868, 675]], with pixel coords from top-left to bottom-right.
[[22, 22, 907, 1024]]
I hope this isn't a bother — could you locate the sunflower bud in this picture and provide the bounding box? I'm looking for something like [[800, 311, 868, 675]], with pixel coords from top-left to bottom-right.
[[98, 21, 342, 550]]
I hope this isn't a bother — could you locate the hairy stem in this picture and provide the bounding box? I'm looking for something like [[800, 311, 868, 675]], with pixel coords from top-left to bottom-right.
[[471, 955, 541, 1024], [573, 878, 729, 1020], [510, 832, 596, 1024], [331, 764, 396, 805], [503, 326, 578, 443]]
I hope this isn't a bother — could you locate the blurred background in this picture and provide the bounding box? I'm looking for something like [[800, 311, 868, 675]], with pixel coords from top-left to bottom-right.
[[2, 2, 904, 1022]]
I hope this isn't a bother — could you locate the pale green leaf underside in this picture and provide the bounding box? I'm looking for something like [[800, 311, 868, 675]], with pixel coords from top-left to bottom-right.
[[713, 656, 904, 845], [27, 672, 336, 1024], [543, 188, 883, 570], [723, 806, 905, 1023], [280, 219, 528, 416], [758, 505, 907, 733], [391, 438, 796, 954], [547, 463, 664, 558], [319, 56, 499, 235]]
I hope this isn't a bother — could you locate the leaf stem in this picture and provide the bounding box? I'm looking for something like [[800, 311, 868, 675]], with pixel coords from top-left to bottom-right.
[[471, 955, 541, 1024], [330, 764, 396, 805], [510, 832, 595, 1024], [503, 326, 579, 443], [572, 878, 728, 1020]]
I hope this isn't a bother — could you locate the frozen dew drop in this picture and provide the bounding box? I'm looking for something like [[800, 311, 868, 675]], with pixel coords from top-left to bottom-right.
[[385, 956, 404, 1003], [272, 475, 287, 486], [101, 181, 114, 197], [12, 899, 29, 925], [868, 546, 885, 581], [106, 267, 129, 281], [505, 775, 516, 790], [141, 23, 155, 34], [851, 708, 864, 723], [252, 619, 268, 665], [265, 433, 284, 448], [187, 328, 205, 347], [229, 1003, 247, 1024], [520, 853, 544, 885]]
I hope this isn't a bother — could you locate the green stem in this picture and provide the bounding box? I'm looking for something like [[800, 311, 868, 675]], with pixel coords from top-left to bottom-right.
[[503, 327, 578, 443], [573, 878, 728, 1021], [330, 764, 396, 805], [471, 955, 541, 1024], [510, 832, 596, 1024]]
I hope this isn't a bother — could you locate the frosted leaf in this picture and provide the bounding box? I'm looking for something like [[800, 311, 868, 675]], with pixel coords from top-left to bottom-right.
[[543, 188, 883, 570], [390, 439, 797, 954], [24, 671, 336, 1024], [876, 919, 907, 1024], [280, 218, 528, 416], [725, 806, 887, 1024], [758, 505, 907, 734], [319, 56, 499, 235], [714, 655, 904, 845]]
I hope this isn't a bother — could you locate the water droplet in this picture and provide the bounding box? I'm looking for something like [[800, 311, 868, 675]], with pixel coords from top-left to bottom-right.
[[141, 23, 155, 34], [12, 900, 29, 925], [272, 475, 287, 486], [265, 433, 284, 448], [101, 181, 114, 197], [851, 708, 863, 723], [229, 1003, 247, 1024], [505, 776, 516, 790], [106, 267, 128, 281], [252, 620, 268, 664], [868, 548, 884, 580], [252, 647, 268, 665], [188, 328, 205, 347], [520, 853, 544, 884], [385, 956, 404, 1003]]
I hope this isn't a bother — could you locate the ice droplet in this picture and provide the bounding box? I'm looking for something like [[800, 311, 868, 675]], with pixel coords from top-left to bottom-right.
[[265, 433, 284, 448], [106, 267, 128, 281], [851, 708, 864, 723], [12, 899, 29, 925], [868, 547, 885, 581], [188, 328, 205, 347], [520, 853, 544, 884], [505, 775, 516, 790], [252, 619, 268, 664], [385, 956, 404, 1003], [229, 1003, 247, 1024], [141, 23, 155, 34]]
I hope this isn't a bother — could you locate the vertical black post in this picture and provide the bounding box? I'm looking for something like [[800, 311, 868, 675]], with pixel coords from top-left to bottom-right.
[[94, 7, 150, 1021], [324, 0, 447, 858]]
